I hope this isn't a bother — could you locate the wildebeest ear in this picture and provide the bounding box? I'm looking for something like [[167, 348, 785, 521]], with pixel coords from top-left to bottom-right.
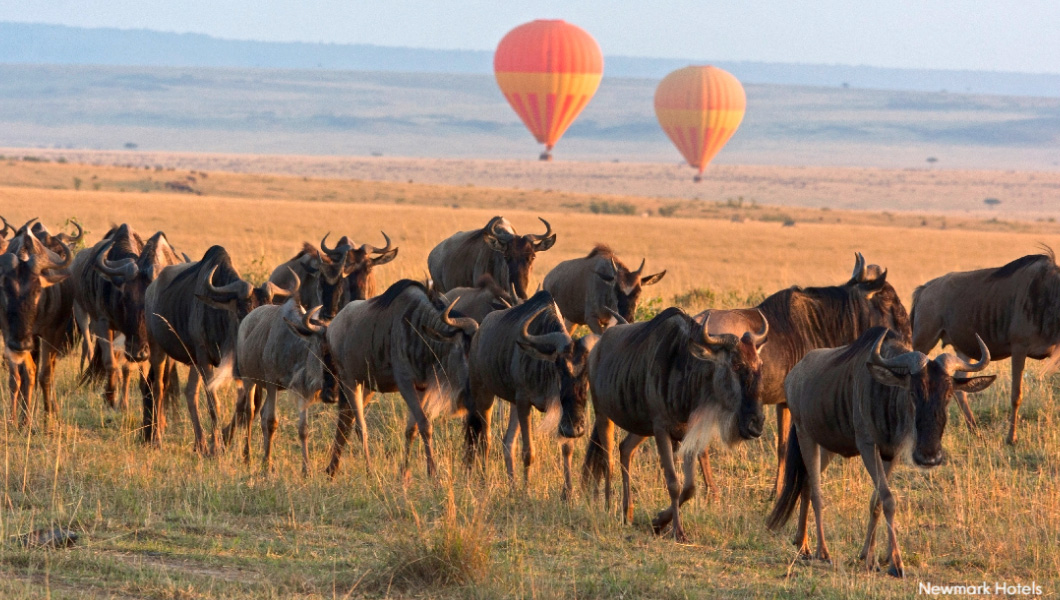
[[370, 248, 398, 266], [953, 375, 996, 394], [640, 270, 666, 286], [687, 341, 715, 361], [517, 340, 559, 362], [866, 363, 909, 388], [533, 234, 557, 252], [484, 234, 506, 253], [595, 269, 616, 282], [39, 269, 71, 288], [421, 325, 459, 343], [858, 270, 889, 298], [284, 316, 317, 338], [195, 293, 237, 314]]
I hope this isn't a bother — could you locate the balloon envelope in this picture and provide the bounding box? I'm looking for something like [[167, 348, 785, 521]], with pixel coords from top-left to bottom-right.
[[654, 66, 745, 178], [494, 20, 603, 159]]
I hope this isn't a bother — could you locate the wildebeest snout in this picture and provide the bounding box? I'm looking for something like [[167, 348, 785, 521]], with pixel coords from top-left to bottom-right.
[[738, 406, 765, 440]]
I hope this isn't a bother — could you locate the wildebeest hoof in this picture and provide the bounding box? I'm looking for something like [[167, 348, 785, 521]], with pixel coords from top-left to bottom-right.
[[887, 565, 905, 578], [673, 528, 690, 544]]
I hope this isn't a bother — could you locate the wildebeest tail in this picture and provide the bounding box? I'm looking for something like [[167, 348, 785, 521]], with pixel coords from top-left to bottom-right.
[[78, 340, 109, 387], [581, 418, 610, 487], [464, 409, 488, 464], [766, 423, 806, 532]]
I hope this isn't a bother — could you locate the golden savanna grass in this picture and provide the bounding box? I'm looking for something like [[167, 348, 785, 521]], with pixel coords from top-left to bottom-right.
[[0, 158, 1058, 598]]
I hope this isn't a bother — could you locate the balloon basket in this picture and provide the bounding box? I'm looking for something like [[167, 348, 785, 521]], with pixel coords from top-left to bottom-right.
[[693, 174, 703, 183], [539, 151, 553, 162]]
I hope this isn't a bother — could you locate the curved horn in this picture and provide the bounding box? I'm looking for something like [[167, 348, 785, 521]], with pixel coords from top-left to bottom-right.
[[488, 217, 514, 242], [360, 231, 393, 255], [302, 305, 325, 333], [320, 232, 349, 259], [0, 215, 14, 237], [851, 252, 867, 283], [442, 298, 479, 335], [699, 311, 739, 348], [632, 258, 646, 277], [529, 217, 553, 241], [748, 309, 769, 347], [94, 241, 139, 280], [39, 237, 74, 272], [520, 305, 570, 351], [604, 307, 628, 325], [263, 266, 300, 301], [937, 334, 991, 375], [869, 329, 927, 374], [17, 217, 39, 235], [58, 220, 84, 245], [205, 265, 252, 300]]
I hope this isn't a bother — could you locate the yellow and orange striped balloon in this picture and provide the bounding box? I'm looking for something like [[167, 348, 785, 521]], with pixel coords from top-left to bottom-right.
[[494, 20, 603, 160], [654, 66, 745, 181]]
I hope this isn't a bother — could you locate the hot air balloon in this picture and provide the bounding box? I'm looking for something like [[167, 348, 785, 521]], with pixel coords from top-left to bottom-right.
[[494, 20, 603, 161], [654, 66, 746, 181]]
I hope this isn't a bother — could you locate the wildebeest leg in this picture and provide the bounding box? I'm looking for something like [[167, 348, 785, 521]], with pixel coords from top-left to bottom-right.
[[651, 432, 689, 543], [583, 416, 615, 504], [38, 346, 59, 422], [774, 403, 791, 497], [402, 415, 418, 481], [951, 349, 979, 432], [354, 388, 372, 474], [140, 349, 165, 445], [652, 450, 697, 534], [560, 439, 574, 501], [325, 387, 355, 477], [90, 323, 118, 409], [858, 443, 903, 577], [516, 397, 534, 486], [502, 403, 520, 485], [859, 455, 897, 571], [119, 360, 133, 412], [697, 450, 719, 501], [397, 378, 435, 477], [798, 427, 830, 563], [1007, 352, 1027, 445], [227, 382, 257, 463], [183, 361, 208, 453], [297, 395, 312, 477], [259, 385, 278, 473], [620, 433, 645, 524], [792, 486, 812, 558], [465, 388, 495, 467]]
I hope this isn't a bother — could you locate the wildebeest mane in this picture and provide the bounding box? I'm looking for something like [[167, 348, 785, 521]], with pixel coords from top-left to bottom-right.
[[371, 279, 427, 310], [626, 306, 689, 349], [828, 326, 903, 367], [288, 243, 324, 263], [171, 245, 239, 287], [988, 248, 1056, 281], [497, 290, 564, 334]]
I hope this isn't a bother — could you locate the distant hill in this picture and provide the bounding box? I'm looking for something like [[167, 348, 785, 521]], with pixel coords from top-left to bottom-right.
[[3, 21, 1060, 98]]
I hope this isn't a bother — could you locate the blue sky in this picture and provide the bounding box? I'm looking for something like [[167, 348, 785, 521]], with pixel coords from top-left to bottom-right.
[[4, 1, 1059, 74]]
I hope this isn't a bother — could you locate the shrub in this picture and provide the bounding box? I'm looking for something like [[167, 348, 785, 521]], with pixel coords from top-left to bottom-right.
[[589, 200, 636, 215]]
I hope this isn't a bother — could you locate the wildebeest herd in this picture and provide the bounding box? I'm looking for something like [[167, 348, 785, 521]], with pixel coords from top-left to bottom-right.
[[2, 213, 1058, 577]]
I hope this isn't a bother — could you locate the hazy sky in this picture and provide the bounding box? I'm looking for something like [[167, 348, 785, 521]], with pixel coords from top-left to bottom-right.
[[5, 1, 1060, 74]]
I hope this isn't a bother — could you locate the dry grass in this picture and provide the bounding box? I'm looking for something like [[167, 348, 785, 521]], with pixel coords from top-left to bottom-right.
[[0, 159, 1058, 598]]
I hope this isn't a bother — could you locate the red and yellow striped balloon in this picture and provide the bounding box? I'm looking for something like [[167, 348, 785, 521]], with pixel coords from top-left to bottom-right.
[[494, 20, 603, 160], [654, 66, 746, 181]]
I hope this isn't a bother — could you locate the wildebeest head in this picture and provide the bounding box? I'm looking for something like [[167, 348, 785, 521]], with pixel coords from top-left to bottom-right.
[[321, 231, 398, 302], [0, 215, 16, 254], [421, 295, 480, 410], [691, 310, 769, 441], [483, 217, 556, 300], [866, 330, 995, 468], [515, 303, 595, 438], [283, 304, 341, 404], [92, 227, 178, 362], [588, 246, 667, 323], [0, 223, 74, 356], [846, 252, 911, 342]]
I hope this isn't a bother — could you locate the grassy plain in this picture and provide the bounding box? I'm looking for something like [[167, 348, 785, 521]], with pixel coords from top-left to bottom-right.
[[0, 158, 1058, 598]]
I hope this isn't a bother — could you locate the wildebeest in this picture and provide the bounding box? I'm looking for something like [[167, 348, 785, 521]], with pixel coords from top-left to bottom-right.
[[767, 327, 995, 577], [72, 224, 182, 432], [0, 219, 79, 425], [441, 274, 516, 323], [912, 248, 1060, 445], [325, 280, 478, 477], [232, 300, 335, 475], [144, 245, 297, 451], [268, 232, 397, 320], [543, 244, 666, 332], [687, 253, 911, 495], [582, 307, 767, 541], [427, 216, 556, 299], [463, 290, 599, 497]]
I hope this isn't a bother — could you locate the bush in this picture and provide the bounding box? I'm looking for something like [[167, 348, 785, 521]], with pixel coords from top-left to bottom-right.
[[589, 200, 637, 215]]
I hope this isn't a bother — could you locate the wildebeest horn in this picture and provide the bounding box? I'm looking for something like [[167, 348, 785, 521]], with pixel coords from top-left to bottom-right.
[[529, 217, 553, 241], [488, 217, 515, 242], [320, 232, 339, 257], [94, 241, 139, 280], [869, 329, 928, 374], [442, 298, 479, 335], [264, 266, 300, 301], [39, 237, 74, 272], [57, 220, 84, 245], [360, 231, 393, 255], [937, 334, 991, 375], [302, 305, 325, 333], [17, 217, 39, 235], [0, 215, 14, 237], [699, 311, 740, 348], [632, 258, 646, 277], [604, 307, 627, 325], [746, 309, 769, 347], [205, 265, 253, 300], [520, 306, 570, 353], [851, 252, 867, 282]]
